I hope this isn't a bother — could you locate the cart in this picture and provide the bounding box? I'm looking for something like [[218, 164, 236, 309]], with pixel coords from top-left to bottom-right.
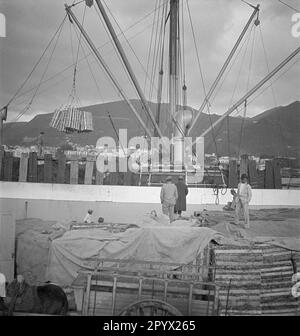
[[72, 257, 220, 316]]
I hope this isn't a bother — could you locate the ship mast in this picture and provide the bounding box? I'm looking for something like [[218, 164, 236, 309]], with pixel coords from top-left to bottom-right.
[[169, 0, 179, 138], [169, 0, 185, 167]]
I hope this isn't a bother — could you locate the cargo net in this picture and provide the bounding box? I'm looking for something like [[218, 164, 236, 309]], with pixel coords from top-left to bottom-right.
[[50, 106, 93, 133]]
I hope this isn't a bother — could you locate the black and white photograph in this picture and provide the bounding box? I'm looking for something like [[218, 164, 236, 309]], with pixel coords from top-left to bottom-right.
[[0, 0, 299, 321]]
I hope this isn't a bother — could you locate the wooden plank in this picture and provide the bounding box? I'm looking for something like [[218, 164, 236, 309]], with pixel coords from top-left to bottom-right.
[[57, 152, 66, 184], [28, 152, 38, 182], [84, 158, 94, 185], [228, 160, 238, 188], [239, 155, 248, 178], [123, 171, 132, 186], [109, 172, 119, 185], [0, 148, 4, 180], [248, 160, 258, 188], [3, 151, 13, 181], [19, 153, 29, 182], [273, 159, 282, 189], [70, 158, 79, 185], [44, 154, 52, 183], [95, 170, 104, 185], [265, 160, 274, 188]]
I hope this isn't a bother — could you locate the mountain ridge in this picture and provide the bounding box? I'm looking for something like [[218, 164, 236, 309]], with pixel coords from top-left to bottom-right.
[[3, 100, 300, 158]]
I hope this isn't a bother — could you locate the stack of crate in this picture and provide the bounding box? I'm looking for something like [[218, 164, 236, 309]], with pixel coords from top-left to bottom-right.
[[213, 244, 300, 316], [261, 245, 300, 316], [214, 244, 263, 316]]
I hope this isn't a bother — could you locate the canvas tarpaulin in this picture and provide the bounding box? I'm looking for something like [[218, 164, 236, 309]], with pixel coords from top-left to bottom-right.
[[211, 219, 300, 251], [46, 226, 224, 286]]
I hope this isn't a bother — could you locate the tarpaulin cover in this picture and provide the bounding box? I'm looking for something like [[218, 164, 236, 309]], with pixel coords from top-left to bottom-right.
[[46, 225, 224, 286], [211, 219, 300, 251]]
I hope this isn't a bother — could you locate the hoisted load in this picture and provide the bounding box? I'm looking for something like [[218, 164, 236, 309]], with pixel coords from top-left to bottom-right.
[[50, 106, 93, 133], [50, 8, 94, 134]]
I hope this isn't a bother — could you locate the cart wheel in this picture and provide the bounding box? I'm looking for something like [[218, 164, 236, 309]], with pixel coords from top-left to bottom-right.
[[118, 299, 183, 316]]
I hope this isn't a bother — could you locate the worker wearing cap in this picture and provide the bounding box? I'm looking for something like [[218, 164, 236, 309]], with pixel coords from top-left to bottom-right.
[[160, 176, 178, 222]]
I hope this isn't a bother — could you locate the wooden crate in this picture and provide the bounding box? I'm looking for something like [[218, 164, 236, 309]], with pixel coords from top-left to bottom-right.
[[213, 244, 300, 316]]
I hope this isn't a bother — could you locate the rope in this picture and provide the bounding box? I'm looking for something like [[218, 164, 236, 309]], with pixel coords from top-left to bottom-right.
[[72, 19, 105, 103], [237, 100, 248, 158], [277, 0, 300, 12], [155, 1, 168, 115], [94, 2, 158, 135], [144, 0, 159, 94], [181, 0, 186, 86], [144, 0, 160, 131], [5, 15, 67, 127], [213, 184, 228, 205], [228, 24, 254, 110], [2, 14, 67, 111], [68, 5, 87, 107], [237, 25, 256, 157], [11, 4, 165, 105], [186, 1, 221, 158], [227, 115, 231, 157], [149, 1, 165, 102], [186, 0, 208, 110], [209, 24, 254, 107], [259, 24, 286, 155], [247, 56, 300, 105], [102, 0, 160, 95]]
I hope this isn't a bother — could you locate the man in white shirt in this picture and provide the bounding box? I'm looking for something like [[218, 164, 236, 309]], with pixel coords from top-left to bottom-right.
[[234, 174, 252, 228], [0, 273, 8, 314]]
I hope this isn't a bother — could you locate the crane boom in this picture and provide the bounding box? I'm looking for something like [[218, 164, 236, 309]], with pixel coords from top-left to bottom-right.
[[188, 4, 260, 136], [192, 46, 300, 146]]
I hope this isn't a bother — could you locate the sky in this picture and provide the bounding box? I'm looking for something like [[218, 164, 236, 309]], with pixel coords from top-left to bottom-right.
[[0, 0, 299, 123]]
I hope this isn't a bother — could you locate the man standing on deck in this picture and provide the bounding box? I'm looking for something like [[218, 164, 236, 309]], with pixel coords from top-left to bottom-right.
[[175, 175, 189, 218], [160, 176, 178, 222], [235, 174, 252, 228]]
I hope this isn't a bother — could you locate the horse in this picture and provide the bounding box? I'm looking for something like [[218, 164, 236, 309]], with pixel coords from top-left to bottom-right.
[[2, 277, 68, 315]]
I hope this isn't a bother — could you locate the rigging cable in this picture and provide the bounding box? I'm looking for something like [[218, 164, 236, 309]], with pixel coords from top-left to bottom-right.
[[186, 0, 226, 187], [93, 2, 161, 135], [102, 0, 161, 96], [68, 4, 87, 108], [10, 4, 166, 106], [186, 0, 220, 159], [2, 14, 67, 113], [71, 16, 105, 103], [259, 23, 287, 155], [203, 24, 255, 158], [277, 0, 300, 13], [4, 14, 67, 129], [155, 1, 169, 134], [245, 56, 300, 107], [149, 1, 165, 102], [71, 16, 127, 157], [237, 24, 256, 158], [144, 0, 159, 94], [145, 0, 162, 132]]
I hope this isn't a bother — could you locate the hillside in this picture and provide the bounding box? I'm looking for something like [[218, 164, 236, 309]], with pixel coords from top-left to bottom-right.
[[3, 100, 300, 158]]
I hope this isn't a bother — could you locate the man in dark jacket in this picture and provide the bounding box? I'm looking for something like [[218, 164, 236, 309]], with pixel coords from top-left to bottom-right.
[[175, 176, 188, 217]]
